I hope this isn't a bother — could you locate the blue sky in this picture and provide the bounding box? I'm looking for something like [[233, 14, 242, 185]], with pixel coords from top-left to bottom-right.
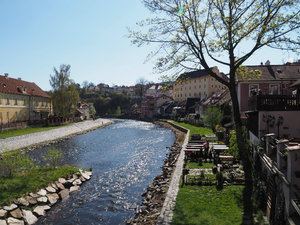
[[0, 0, 298, 91]]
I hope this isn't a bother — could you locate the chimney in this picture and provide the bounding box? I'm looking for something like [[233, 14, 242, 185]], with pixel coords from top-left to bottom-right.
[[18, 78, 21, 80], [4, 73, 8, 78], [265, 60, 270, 65]]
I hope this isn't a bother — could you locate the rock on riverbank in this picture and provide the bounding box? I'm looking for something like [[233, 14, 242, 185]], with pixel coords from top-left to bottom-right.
[[0, 169, 93, 225], [126, 121, 185, 225]]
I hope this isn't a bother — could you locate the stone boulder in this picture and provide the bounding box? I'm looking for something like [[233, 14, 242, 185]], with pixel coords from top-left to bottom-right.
[[46, 186, 56, 193], [37, 189, 47, 196], [10, 208, 22, 219], [37, 197, 48, 204], [3, 205, 17, 212], [58, 178, 66, 184], [26, 197, 37, 205], [16, 198, 29, 207], [51, 183, 58, 190], [59, 189, 69, 199], [0, 209, 7, 219], [7, 217, 24, 225], [72, 179, 82, 186], [29, 193, 38, 198], [46, 193, 59, 205], [70, 186, 80, 193], [55, 182, 65, 190], [33, 205, 50, 217], [22, 210, 37, 225]]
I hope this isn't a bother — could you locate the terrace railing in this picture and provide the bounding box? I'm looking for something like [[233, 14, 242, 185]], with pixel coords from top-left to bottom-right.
[[248, 95, 300, 111]]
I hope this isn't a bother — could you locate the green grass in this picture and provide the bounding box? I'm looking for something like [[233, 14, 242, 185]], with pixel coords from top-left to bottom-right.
[[187, 162, 213, 169], [168, 120, 214, 139], [0, 123, 74, 139], [172, 185, 244, 225], [0, 165, 79, 205]]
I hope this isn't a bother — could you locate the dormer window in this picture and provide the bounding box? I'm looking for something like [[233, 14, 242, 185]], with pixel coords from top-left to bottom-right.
[[277, 68, 282, 73], [2, 83, 6, 88], [23, 86, 27, 93]]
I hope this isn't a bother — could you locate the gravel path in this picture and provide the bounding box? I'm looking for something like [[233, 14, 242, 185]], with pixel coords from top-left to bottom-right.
[[157, 125, 189, 225], [0, 118, 113, 153]]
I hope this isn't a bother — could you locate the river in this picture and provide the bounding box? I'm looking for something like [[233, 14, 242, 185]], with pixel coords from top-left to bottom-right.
[[28, 119, 175, 225]]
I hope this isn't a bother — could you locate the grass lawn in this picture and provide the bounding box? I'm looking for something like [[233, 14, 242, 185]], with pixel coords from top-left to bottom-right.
[[0, 123, 74, 139], [187, 162, 213, 169], [168, 120, 214, 139], [172, 185, 244, 225], [0, 165, 79, 205]]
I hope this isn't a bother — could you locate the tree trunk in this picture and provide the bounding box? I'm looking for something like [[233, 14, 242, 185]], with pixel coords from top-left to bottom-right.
[[229, 82, 254, 223]]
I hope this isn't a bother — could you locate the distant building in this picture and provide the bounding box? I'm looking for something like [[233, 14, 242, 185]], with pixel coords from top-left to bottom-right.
[[0, 74, 51, 127], [173, 67, 227, 101], [75, 102, 90, 120]]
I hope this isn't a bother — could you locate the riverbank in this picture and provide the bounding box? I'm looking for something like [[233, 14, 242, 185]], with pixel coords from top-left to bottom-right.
[[0, 118, 113, 153], [127, 121, 188, 225]]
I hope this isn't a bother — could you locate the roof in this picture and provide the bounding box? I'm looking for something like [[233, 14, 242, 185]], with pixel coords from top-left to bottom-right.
[[0, 75, 50, 98], [178, 69, 211, 80], [236, 63, 300, 82]]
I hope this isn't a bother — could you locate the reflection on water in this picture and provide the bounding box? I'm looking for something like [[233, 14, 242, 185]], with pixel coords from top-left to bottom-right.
[[28, 119, 175, 225]]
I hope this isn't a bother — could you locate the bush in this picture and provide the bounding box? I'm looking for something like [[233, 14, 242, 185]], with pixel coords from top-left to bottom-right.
[[0, 151, 35, 177], [45, 147, 63, 168]]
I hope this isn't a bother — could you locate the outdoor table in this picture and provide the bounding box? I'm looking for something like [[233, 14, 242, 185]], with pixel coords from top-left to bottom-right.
[[213, 145, 229, 153]]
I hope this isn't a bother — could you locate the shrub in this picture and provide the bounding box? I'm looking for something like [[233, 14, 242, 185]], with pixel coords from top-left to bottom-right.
[[0, 151, 35, 177], [45, 147, 63, 168]]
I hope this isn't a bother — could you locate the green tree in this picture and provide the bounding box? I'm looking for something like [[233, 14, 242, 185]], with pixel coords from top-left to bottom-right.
[[88, 103, 96, 117], [45, 147, 63, 168], [115, 106, 122, 116], [130, 0, 299, 221], [203, 107, 223, 131], [50, 64, 80, 118]]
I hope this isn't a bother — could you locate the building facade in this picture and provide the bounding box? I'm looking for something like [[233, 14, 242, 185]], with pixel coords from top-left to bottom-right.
[[173, 67, 227, 101], [236, 61, 300, 113], [0, 74, 51, 125]]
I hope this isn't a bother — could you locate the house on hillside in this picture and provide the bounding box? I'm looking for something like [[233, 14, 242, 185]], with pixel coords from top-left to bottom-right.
[[0, 74, 51, 129], [236, 61, 300, 113], [141, 94, 173, 118], [75, 102, 90, 120]]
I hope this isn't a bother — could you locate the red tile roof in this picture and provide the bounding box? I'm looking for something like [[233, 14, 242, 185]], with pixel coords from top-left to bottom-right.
[[0, 75, 50, 98]]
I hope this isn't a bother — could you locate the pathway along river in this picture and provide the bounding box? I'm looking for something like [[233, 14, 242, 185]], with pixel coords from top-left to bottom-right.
[[28, 119, 175, 225]]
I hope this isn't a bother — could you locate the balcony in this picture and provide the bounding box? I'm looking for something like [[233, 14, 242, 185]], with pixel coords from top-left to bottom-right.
[[248, 95, 300, 111]]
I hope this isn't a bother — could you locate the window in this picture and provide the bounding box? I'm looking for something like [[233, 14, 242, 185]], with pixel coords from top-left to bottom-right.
[[7, 112, 9, 121], [24, 98, 26, 105], [6, 97, 9, 105], [269, 84, 280, 95], [15, 112, 18, 121], [249, 84, 259, 96], [15, 98, 17, 105]]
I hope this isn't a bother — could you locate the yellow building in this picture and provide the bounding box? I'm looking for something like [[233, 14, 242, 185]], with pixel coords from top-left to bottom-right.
[[0, 74, 51, 125], [173, 67, 227, 101]]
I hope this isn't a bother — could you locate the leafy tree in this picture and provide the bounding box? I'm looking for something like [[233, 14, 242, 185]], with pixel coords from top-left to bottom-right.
[[116, 106, 122, 116], [45, 147, 63, 168], [203, 107, 223, 131], [88, 103, 96, 117], [50, 64, 80, 118], [130, 0, 299, 220]]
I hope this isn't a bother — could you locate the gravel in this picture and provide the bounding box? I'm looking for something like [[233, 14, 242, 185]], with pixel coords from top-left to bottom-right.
[[0, 118, 112, 153]]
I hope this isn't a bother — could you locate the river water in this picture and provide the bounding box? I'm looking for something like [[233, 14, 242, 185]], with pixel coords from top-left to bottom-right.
[[28, 119, 175, 225]]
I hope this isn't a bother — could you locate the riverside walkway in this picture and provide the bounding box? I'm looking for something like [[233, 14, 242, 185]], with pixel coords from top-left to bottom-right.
[[0, 118, 113, 153]]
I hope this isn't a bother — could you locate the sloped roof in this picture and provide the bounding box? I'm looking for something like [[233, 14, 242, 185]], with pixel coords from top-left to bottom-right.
[[236, 63, 300, 82], [0, 75, 50, 98]]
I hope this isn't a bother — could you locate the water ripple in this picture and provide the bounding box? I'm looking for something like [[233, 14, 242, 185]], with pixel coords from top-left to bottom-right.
[[29, 119, 174, 225]]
